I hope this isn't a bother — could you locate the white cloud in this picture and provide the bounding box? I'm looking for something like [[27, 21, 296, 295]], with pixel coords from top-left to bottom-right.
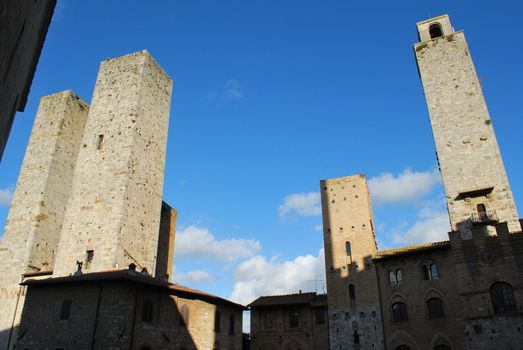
[[368, 168, 441, 205], [390, 199, 451, 246], [229, 249, 325, 305], [175, 225, 261, 264], [224, 80, 243, 101], [174, 269, 213, 285], [278, 192, 321, 218], [314, 224, 323, 232], [207, 79, 243, 108], [0, 187, 14, 207]]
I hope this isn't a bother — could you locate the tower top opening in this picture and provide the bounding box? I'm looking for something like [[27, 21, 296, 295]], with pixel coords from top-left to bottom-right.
[[416, 14, 454, 42]]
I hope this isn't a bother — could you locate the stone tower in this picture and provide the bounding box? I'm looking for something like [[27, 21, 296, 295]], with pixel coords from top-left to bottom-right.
[[0, 91, 89, 348], [414, 15, 520, 238], [53, 51, 173, 276], [321, 175, 384, 350]]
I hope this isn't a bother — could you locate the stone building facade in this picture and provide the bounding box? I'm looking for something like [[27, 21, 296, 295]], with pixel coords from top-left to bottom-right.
[[249, 293, 329, 350], [321, 15, 523, 350], [0, 50, 245, 349], [17, 269, 245, 350], [0, 0, 56, 162]]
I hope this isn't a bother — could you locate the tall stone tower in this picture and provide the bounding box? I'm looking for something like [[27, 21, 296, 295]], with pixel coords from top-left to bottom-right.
[[414, 15, 520, 238], [321, 175, 384, 350], [0, 91, 89, 348], [53, 51, 173, 276]]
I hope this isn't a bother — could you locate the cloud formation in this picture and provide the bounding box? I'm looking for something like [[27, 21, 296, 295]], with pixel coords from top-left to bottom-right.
[[278, 192, 321, 218], [368, 168, 441, 205], [0, 187, 14, 207], [207, 79, 243, 108], [389, 199, 451, 246], [175, 226, 261, 264], [174, 269, 213, 285], [230, 249, 325, 305]]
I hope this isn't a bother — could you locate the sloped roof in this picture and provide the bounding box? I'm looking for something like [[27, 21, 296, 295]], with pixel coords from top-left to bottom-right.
[[248, 292, 326, 308], [22, 268, 246, 310], [374, 240, 450, 260]]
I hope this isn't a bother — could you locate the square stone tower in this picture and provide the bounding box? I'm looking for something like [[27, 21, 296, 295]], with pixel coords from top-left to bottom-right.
[[414, 15, 520, 238], [321, 174, 384, 350], [53, 51, 173, 276], [0, 91, 89, 348]]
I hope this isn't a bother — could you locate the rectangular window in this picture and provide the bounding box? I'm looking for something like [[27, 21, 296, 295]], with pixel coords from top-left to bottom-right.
[[229, 315, 235, 335], [289, 310, 299, 328], [96, 134, 104, 150], [85, 250, 94, 269], [60, 300, 72, 320], [263, 312, 273, 328], [315, 308, 325, 325], [141, 299, 154, 323]]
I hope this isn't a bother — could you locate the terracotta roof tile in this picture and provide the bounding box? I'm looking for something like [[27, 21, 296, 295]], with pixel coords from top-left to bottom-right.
[[248, 292, 325, 308], [374, 240, 450, 259], [22, 269, 246, 309]]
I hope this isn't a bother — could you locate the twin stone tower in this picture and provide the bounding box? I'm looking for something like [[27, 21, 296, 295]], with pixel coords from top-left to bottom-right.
[[0, 51, 174, 347]]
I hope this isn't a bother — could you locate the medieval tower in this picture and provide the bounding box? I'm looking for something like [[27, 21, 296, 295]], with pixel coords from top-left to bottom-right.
[[53, 51, 173, 276], [321, 175, 383, 350], [0, 50, 173, 349], [0, 92, 89, 347], [414, 15, 519, 238]]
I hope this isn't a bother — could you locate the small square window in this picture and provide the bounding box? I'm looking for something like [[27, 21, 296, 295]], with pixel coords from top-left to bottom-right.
[[60, 300, 72, 320]]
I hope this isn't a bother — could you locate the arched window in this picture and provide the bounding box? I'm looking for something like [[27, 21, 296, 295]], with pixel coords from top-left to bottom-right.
[[229, 314, 235, 335], [141, 299, 154, 323], [427, 297, 445, 319], [353, 331, 360, 344], [434, 345, 451, 350], [345, 241, 351, 256], [490, 282, 517, 314], [179, 304, 190, 326], [422, 263, 438, 280], [349, 284, 356, 309], [214, 310, 221, 332], [392, 302, 408, 322], [396, 346, 411, 350], [389, 269, 403, 285], [477, 203, 487, 221], [429, 23, 443, 39]]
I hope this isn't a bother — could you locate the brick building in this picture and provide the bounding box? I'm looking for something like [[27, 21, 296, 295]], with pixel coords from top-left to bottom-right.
[[249, 293, 329, 350], [17, 268, 245, 350], [321, 15, 523, 350]]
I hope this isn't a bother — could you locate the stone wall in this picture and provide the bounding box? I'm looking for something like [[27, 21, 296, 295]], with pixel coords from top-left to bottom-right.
[[250, 304, 328, 350], [54, 51, 173, 276], [156, 202, 177, 281], [375, 247, 463, 349], [450, 224, 523, 349], [414, 15, 520, 236], [15, 279, 243, 350], [0, 0, 56, 161], [0, 91, 88, 348]]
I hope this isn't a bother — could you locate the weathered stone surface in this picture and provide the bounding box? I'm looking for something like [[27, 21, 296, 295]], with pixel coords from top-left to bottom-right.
[[0, 91, 88, 348], [414, 15, 520, 237], [0, 0, 56, 161], [321, 175, 384, 350], [53, 51, 173, 276]]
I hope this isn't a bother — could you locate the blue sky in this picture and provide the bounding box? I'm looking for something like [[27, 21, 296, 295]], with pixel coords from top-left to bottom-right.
[[1, 1, 522, 318]]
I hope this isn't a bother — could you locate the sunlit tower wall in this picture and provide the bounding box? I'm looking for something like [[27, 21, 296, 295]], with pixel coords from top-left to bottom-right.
[[0, 91, 89, 349], [321, 174, 384, 350], [414, 15, 520, 238], [54, 51, 173, 276]]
